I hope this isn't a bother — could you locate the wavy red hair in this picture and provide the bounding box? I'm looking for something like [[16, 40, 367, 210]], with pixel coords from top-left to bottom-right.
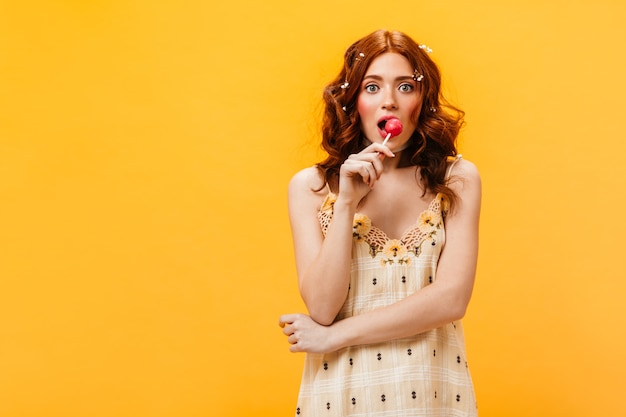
[[316, 30, 465, 209]]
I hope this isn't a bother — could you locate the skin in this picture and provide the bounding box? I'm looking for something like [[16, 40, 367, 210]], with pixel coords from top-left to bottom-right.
[[357, 52, 420, 152], [279, 52, 482, 354]]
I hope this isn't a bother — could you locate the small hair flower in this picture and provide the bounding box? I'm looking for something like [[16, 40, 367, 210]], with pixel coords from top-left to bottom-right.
[[419, 44, 433, 53], [340, 81, 350, 89], [413, 70, 424, 82]]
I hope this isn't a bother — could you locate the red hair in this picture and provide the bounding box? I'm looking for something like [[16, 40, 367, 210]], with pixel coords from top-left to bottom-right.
[[316, 30, 465, 208]]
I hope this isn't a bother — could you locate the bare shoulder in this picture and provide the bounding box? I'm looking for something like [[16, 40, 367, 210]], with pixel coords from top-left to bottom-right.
[[448, 157, 481, 194], [288, 166, 328, 210], [289, 166, 324, 190], [446, 158, 481, 220], [289, 166, 326, 196]]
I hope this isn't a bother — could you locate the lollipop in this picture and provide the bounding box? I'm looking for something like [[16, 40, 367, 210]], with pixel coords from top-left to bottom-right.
[[381, 119, 403, 146]]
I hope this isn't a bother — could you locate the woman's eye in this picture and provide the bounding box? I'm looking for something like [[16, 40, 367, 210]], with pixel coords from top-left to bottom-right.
[[399, 83, 414, 92], [365, 84, 379, 93]]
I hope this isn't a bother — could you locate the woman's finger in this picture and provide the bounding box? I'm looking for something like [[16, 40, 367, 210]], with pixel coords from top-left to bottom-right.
[[278, 313, 301, 328], [348, 153, 386, 179], [361, 142, 395, 158], [344, 159, 376, 185]]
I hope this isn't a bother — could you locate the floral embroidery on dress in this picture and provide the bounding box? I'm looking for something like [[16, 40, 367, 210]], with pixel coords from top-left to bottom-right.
[[318, 192, 448, 266], [418, 209, 442, 229], [353, 214, 372, 241], [415, 209, 443, 244], [381, 239, 411, 266], [321, 193, 337, 212], [318, 193, 337, 233]]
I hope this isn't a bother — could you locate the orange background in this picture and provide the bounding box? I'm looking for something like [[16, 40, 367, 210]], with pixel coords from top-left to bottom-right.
[[1, 1, 625, 416]]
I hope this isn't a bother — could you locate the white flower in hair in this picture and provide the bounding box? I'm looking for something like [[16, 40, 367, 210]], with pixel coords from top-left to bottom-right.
[[419, 44, 433, 53]]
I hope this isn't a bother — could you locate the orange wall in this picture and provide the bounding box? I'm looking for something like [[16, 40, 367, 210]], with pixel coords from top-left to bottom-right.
[[1, 1, 625, 416]]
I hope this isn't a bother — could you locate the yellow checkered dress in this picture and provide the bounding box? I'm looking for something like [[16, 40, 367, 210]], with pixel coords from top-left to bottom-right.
[[295, 189, 477, 417]]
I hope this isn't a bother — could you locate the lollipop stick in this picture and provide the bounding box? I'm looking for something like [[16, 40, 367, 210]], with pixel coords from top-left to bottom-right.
[[381, 133, 391, 146]]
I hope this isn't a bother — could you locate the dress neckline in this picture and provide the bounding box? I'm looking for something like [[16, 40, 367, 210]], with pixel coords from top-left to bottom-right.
[[358, 207, 433, 242], [320, 192, 446, 245]]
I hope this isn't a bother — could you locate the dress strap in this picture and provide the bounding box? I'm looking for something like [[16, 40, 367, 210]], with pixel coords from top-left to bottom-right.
[[446, 154, 463, 180]]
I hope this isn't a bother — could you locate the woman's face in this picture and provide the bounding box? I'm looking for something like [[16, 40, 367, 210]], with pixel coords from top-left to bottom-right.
[[357, 52, 422, 151]]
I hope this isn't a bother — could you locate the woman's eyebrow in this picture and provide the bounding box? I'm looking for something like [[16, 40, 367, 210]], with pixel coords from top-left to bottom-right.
[[363, 74, 415, 81]]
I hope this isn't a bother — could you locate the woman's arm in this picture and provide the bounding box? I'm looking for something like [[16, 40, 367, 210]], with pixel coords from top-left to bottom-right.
[[288, 143, 396, 325], [281, 159, 481, 352], [287, 167, 353, 325]]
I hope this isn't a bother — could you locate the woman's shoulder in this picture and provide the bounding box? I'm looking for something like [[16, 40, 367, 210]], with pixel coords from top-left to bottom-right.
[[448, 155, 480, 178], [448, 156, 480, 181], [288, 166, 329, 203], [447, 156, 482, 204], [288, 166, 332, 218], [289, 166, 325, 190]]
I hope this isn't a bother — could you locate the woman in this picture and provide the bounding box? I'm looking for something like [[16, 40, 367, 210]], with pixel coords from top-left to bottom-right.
[[279, 29, 481, 416]]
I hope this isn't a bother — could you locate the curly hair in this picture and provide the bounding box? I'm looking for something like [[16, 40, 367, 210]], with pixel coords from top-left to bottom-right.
[[316, 30, 465, 209]]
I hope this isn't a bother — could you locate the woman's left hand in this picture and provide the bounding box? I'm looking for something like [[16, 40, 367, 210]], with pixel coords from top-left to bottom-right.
[[278, 313, 338, 353]]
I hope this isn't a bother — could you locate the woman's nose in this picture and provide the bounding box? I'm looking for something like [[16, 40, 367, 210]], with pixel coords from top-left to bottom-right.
[[381, 91, 397, 110]]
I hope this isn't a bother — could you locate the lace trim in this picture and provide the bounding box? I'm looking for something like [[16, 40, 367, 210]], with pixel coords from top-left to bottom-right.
[[317, 193, 337, 237], [317, 192, 448, 257]]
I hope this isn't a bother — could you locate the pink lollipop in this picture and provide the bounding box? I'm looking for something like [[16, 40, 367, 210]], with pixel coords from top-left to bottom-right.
[[382, 119, 403, 146]]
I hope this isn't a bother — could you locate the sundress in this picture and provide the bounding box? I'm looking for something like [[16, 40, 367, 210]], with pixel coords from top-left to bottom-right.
[[294, 157, 477, 417]]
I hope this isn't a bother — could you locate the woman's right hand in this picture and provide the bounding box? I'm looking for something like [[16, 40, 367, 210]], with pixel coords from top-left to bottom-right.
[[337, 142, 395, 206]]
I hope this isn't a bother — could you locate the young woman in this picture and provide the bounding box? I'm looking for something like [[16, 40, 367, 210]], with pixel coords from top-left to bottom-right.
[[279, 29, 481, 416]]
